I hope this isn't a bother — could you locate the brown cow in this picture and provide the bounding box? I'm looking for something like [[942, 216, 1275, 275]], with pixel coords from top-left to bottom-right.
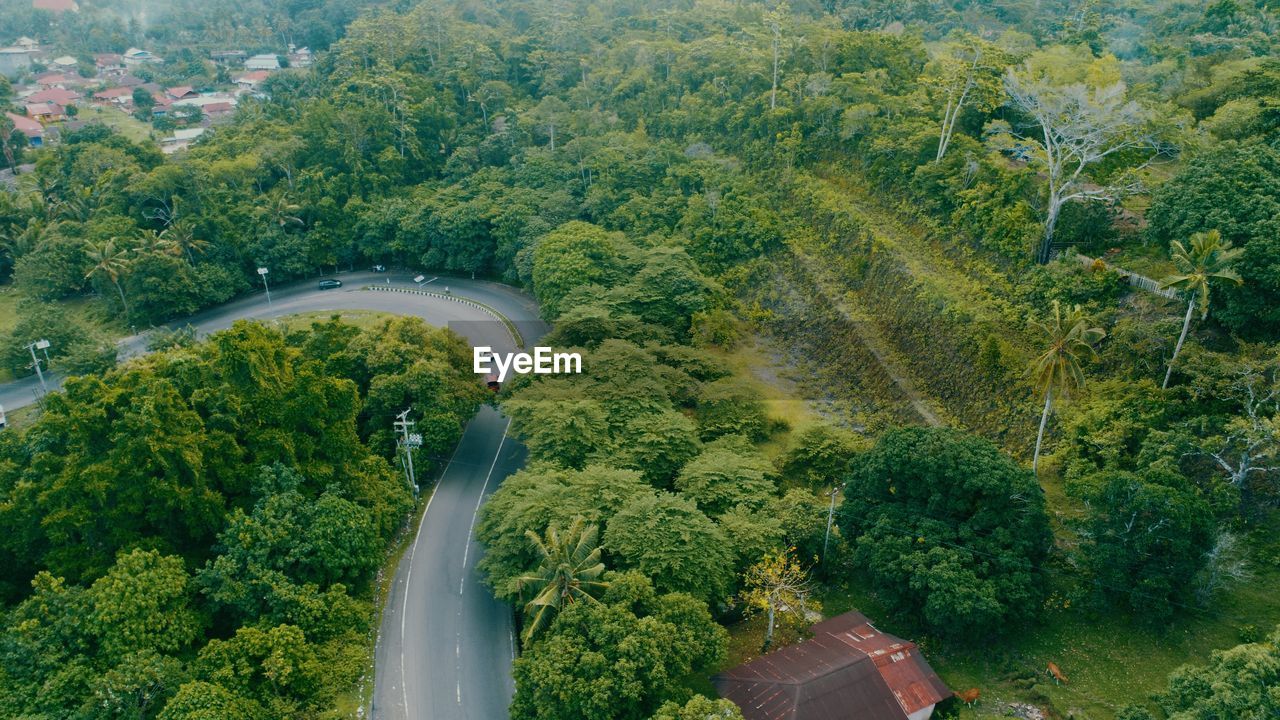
[[955, 688, 980, 707], [1047, 662, 1068, 685]]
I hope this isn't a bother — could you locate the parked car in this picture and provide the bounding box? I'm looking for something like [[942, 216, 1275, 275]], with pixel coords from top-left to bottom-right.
[[0, 404, 6, 431], [372, 264, 387, 272], [318, 279, 343, 290]]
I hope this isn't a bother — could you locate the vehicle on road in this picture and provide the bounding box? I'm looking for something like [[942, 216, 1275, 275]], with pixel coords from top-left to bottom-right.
[[319, 279, 343, 290], [0, 404, 6, 431], [372, 264, 387, 272]]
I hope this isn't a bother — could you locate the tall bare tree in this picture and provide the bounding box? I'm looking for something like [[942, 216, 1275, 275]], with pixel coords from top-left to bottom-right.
[[927, 33, 1009, 163], [1002, 68, 1154, 263]]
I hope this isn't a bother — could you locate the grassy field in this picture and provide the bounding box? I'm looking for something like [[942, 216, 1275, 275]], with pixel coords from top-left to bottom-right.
[[73, 105, 155, 145], [274, 310, 398, 333]]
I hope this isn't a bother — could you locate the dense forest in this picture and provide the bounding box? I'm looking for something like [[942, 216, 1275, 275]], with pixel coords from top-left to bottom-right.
[[2, 0, 1280, 718]]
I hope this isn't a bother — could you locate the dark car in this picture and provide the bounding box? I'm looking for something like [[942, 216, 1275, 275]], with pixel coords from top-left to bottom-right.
[[318, 279, 343, 290]]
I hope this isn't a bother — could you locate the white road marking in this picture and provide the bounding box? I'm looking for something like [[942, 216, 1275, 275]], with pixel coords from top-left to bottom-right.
[[399, 432, 464, 719], [462, 418, 512, 569]]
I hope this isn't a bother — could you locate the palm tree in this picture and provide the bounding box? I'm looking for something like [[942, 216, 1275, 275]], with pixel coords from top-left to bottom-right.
[[262, 195, 303, 228], [515, 517, 608, 645], [1159, 230, 1243, 389], [134, 228, 176, 256], [1029, 301, 1105, 475], [84, 239, 131, 315], [160, 222, 210, 264]]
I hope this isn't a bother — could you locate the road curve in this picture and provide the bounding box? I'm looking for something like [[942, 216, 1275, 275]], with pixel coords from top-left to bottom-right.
[[0, 271, 548, 720]]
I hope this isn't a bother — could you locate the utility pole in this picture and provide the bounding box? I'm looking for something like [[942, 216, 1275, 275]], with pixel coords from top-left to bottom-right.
[[822, 485, 839, 565], [257, 266, 272, 305], [25, 339, 50, 394], [394, 408, 422, 495]]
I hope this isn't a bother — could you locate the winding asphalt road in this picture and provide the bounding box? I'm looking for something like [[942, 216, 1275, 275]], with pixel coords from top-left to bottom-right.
[[0, 271, 547, 720]]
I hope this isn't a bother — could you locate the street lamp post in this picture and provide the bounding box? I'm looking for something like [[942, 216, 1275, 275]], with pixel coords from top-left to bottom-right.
[[25, 339, 50, 394], [257, 267, 272, 305]]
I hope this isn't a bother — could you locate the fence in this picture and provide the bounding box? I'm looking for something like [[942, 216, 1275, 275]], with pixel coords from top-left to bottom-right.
[[364, 285, 525, 348], [1075, 254, 1181, 301]]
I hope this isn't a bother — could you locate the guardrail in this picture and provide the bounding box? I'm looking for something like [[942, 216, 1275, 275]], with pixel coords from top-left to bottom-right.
[[363, 285, 526, 349]]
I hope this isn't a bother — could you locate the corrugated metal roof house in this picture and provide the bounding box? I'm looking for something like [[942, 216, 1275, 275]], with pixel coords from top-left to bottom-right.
[[714, 611, 950, 720]]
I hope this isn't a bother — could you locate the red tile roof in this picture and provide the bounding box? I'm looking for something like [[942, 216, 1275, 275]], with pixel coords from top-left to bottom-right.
[[25, 102, 63, 117], [93, 86, 133, 100], [714, 611, 950, 720], [33, 0, 78, 12], [25, 87, 79, 104], [5, 111, 44, 137], [166, 85, 196, 99], [235, 70, 271, 84]]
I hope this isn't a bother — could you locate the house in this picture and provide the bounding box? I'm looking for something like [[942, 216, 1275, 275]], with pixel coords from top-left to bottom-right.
[[201, 101, 235, 119], [161, 127, 205, 154], [244, 54, 280, 71], [210, 50, 246, 65], [94, 53, 124, 74], [0, 47, 32, 78], [92, 86, 133, 105], [4, 111, 45, 146], [25, 102, 65, 123], [34, 72, 85, 88], [33, 0, 79, 12], [287, 45, 312, 68], [713, 611, 950, 720], [116, 74, 144, 87], [165, 86, 199, 101], [14, 37, 39, 52], [123, 48, 161, 66], [25, 86, 79, 105], [234, 70, 271, 92], [50, 55, 78, 69]]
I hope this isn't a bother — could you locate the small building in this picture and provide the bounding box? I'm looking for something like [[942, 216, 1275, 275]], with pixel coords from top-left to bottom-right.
[[233, 69, 271, 93], [201, 101, 235, 119], [165, 85, 198, 100], [161, 127, 205, 154], [0, 47, 32, 78], [14, 37, 39, 52], [25, 86, 79, 105], [244, 54, 280, 71], [50, 55, 78, 69], [713, 611, 950, 720], [34, 71, 84, 88], [33, 0, 79, 13], [92, 86, 133, 105], [116, 74, 144, 87], [4, 111, 45, 146], [123, 48, 161, 66], [94, 53, 124, 74], [287, 45, 312, 68], [25, 101, 64, 123], [210, 50, 246, 65]]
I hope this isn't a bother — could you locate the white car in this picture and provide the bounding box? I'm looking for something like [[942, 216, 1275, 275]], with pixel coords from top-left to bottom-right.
[[0, 404, 6, 431]]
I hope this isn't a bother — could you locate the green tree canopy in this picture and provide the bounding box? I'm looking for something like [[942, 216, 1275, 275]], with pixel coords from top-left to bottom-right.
[[837, 427, 1052, 639]]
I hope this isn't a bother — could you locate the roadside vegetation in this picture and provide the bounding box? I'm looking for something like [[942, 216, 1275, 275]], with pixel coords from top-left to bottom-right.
[[1, 1, 1279, 719]]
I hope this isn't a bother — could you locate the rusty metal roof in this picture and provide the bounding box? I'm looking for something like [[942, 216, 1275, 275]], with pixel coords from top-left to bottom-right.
[[713, 611, 950, 720]]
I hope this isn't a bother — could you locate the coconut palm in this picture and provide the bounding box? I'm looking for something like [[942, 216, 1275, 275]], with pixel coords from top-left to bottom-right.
[[1029, 301, 1105, 475], [262, 195, 304, 228], [84, 239, 131, 315], [1159, 230, 1243, 389], [515, 517, 608, 645], [160, 222, 210, 263]]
